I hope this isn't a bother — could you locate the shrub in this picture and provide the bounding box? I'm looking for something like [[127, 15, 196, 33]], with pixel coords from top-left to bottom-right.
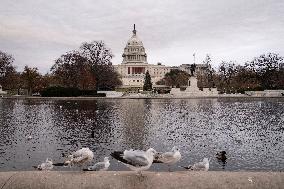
[[41, 86, 80, 97]]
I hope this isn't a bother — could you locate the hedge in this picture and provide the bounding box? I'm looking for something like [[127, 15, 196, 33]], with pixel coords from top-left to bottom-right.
[[41, 86, 106, 97]]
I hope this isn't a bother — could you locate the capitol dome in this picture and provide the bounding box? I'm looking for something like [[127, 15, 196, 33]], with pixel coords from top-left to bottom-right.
[[127, 31, 143, 46], [122, 24, 147, 64]]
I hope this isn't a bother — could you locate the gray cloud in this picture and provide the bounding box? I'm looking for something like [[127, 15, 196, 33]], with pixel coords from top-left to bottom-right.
[[0, 0, 283, 73]]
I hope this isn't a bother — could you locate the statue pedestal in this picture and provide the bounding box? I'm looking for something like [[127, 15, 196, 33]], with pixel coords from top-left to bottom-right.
[[185, 77, 200, 92], [170, 76, 219, 97]]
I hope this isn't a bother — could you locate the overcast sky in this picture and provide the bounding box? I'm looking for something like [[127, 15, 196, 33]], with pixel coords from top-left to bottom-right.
[[0, 0, 284, 73]]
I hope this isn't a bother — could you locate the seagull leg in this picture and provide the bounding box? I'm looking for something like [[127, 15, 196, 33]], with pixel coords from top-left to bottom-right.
[[136, 170, 143, 177]]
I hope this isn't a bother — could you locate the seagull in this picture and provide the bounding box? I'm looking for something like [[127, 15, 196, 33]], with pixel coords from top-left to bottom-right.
[[65, 147, 94, 167], [54, 148, 94, 168], [27, 136, 32, 140], [182, 158, 210, 171], [111, 148, 157, 175], [83, 157, 110, 171], [153, 146, 181, 171], [33, 158, 54, 171]]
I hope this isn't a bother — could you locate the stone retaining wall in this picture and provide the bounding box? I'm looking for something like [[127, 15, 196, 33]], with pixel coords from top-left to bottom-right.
[[0, 171, 283, 189]]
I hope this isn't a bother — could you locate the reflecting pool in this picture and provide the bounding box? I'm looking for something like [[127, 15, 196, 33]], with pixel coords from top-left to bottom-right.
[[0, 98, 283, 171]]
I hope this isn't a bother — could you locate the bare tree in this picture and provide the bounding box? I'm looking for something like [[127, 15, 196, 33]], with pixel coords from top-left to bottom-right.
[[51, 41, 121, 91], [245, 53, 284, 89], [0, 50, 17, 89], [79, 41, 119, 90], [51, 51, 96, 90], [216, 61, 238, 93]]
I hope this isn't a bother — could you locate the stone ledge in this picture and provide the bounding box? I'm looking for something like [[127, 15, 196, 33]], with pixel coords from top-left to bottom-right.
[[1, 96, 284, 100], [0, 171, 283, 189]]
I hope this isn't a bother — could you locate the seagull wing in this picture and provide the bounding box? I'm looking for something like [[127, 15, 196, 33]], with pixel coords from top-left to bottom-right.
[[123, 154, 149, 167], [111, 150, 149, 167], [73, 155, 90, 163], [153, 151, 175, 163]]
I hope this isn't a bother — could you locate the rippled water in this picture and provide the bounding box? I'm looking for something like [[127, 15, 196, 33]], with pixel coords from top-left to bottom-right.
[[0, 98, 283, 172]]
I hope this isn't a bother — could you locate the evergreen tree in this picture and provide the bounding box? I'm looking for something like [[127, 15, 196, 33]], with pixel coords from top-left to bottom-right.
[[143, 70, 152, 91]]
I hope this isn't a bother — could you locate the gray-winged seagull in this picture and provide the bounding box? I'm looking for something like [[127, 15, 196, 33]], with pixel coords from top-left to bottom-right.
[[182, 158, 210, 171], [53, 148, 94, 168], [83, 157, 110, 171], [33, 158, 54, 171], [153, 146, 181, 171], [111, 148, 157, 175]]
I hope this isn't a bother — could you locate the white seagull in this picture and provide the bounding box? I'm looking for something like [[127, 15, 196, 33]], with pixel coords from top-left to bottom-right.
[[83, 157, 110, 171], [34, 158, 54, 171], [111, 148, 157, 175], [153, 146, 181, 171], [61, 148, 94, 168], [66, 147, 94, 166], [182, 158, 210, 171]]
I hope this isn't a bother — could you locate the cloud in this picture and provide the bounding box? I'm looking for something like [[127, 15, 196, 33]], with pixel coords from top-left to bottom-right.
[[0, 0, 284, 73]]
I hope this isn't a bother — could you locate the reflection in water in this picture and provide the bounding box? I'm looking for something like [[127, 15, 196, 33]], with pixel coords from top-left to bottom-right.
[[117, 99, 149, 149], [0, 98, 283, 171]]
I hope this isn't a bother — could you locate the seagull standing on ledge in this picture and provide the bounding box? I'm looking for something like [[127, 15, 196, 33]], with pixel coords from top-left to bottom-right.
[[53, 148, 94, 168], [83, 157, 110, 171], [111, 148, 157, 175], [33, 158, 54, 171], [66, 147, 94, 167], [153, 146, 181, 171], [182, 158, 210, 171]]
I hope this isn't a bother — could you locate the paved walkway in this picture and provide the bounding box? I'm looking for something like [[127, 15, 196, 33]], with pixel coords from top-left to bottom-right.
[[0, 171, 283, 189]]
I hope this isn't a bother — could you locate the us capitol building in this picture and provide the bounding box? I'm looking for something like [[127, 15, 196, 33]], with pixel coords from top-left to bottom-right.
[[114, 25, 209, 89]]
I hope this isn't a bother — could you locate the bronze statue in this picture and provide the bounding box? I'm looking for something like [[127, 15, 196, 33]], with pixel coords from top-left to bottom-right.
[[190, 64, 196, 76]]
